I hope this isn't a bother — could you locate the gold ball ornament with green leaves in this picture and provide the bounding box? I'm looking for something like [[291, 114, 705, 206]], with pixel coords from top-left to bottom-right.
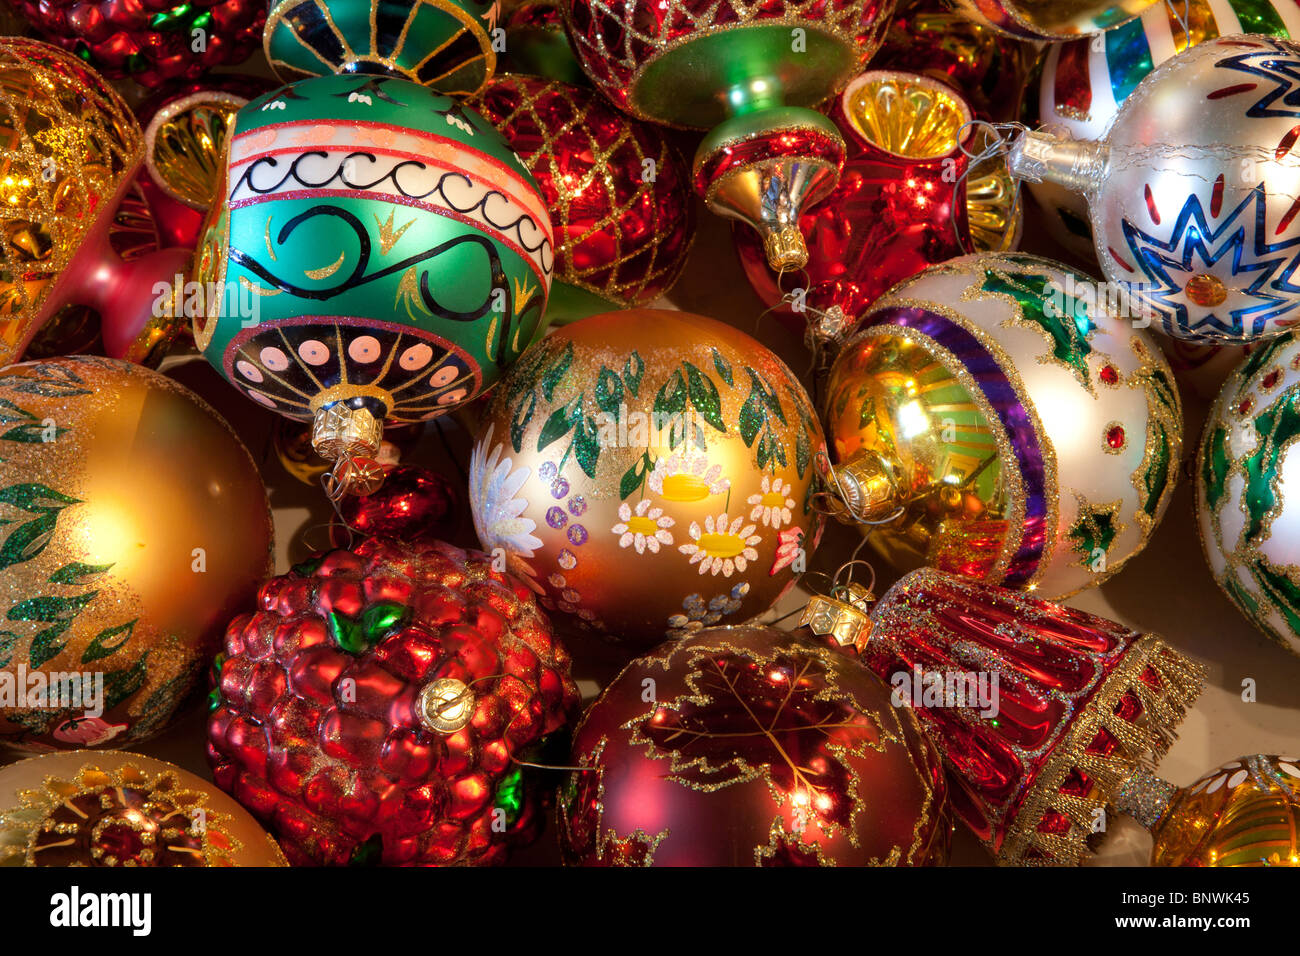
[[469, 309, 825, 648]]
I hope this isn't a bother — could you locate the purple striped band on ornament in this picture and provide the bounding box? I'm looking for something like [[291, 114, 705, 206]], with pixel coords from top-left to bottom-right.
[[865, 306, 1047, 586]]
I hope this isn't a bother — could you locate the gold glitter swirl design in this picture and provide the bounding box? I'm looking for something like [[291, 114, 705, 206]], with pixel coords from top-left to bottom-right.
[[0, 39, 143, 364]]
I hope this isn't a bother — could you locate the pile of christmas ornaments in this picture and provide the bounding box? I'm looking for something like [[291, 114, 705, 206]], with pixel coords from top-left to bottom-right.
[[0, 0, 1296, 869]]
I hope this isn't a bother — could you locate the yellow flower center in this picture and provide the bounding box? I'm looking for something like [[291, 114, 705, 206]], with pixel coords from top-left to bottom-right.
[[661, 473, 711, 502], [761, 491, 786, 508], [697, 532, 746, 559], [626, 515, 658, 536]]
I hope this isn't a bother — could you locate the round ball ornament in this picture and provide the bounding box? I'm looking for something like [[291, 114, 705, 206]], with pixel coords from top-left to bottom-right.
[[735, 71, 1022, 331], [1, 0, 265, 87], [1024, 0, 1300, 258], [1116, 755, 1300, 866], [264, 0, 499, 95], [1010, 35, 1300, 344], [191, 74, 555, 495], [823, 253, 1183, 600], [558, 625, 950, 866], [470, 309, 826, 647], [207, 537, 580, 866], [0, 358, 273, 753], [0, 751, 287, 866], [0, 39, 191, 366], [1197, 331, 1300, 657], [951, 0, 1156, 38], [561, 0, 896, 272], [473, 74, 696, 325]]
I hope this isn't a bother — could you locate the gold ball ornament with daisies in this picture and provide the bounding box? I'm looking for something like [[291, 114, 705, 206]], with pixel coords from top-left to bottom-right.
[[470, 309, 825, 648]]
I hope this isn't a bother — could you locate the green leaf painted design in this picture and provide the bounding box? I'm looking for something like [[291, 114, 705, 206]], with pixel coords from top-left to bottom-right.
[[712, 348, 734, 387], [0, 398, 35, 424], [1249, 561, 1300, 641], [510, 390, 537, 453], [0, 362, 94, 398], [82, 619, 137, 664], [573, 415, 601, 479], [739, 390, 764, 447], [50, 562, 113, 585], [684, 362, 725, 431], [101, 653, 150, 711], [0, 483, 80, 571], [540, 340, 574, 401], [9, 592, 98, 623], [1202, 424, 1230, 511], [1242, 391, 1300, 543], [795, 427, 811, 480], [595, 367, 624, 417], [620, 452, 652, 499], [27, 620, 72, 669], [1066, 505, 1119, 564], [623, 352, 645, 398], [537, 396, 581, 451], [980, 268, 1095, 385], [654, 369, 687, 418], [1, 422, 64, 443], [1232, 336, 1291, 401]]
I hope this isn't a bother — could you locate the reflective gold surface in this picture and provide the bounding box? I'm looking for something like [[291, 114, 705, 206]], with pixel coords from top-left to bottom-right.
[[0, 358, 273, 751], [826, 332, 1011, 580], [145, 92, 244, 210], [843, 72, 970, 160]]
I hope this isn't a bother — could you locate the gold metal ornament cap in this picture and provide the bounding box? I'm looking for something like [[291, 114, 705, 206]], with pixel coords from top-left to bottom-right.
[[417, 678, 475, 735], [798, 581, 876, 652], [824, 451, 902, 525], [762, 223, 809, 272]]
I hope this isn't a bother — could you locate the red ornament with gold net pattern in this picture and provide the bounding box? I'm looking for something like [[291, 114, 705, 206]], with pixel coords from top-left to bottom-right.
[[557, 624, 951, 866], [801, 567, 1206, 865], [206, 537, 580, 866], [473, 74, 695, 324], [1, 0, 265, 87]]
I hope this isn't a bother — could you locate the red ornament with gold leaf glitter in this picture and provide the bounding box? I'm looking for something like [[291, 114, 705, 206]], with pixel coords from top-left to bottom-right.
[[473, 74, 695, 324], [2, 0, 265, 87], [206, 537, 580, 866], [558, 625, 950, 866], [801, 567, 1205, 865]]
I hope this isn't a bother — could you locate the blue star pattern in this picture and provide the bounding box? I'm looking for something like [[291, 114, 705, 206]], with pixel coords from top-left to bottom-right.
[[1214, 37, 1300, 120]]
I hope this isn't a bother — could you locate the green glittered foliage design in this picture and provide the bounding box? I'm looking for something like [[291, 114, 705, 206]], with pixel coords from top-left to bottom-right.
[[1134, 360, 1179, 526], [978, 267, 1097, 386], [1066, 501, 1121, 568]]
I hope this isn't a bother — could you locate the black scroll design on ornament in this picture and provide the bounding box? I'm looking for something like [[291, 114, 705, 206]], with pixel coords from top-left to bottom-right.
[[229, 205, 545, 368], [231, 152, 553, 266]]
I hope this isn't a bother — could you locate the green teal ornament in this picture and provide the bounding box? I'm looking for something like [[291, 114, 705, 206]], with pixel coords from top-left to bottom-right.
[[1198, 332, 1300, 658], [264, 0, 500, 95], [192, 74, 554, 494]]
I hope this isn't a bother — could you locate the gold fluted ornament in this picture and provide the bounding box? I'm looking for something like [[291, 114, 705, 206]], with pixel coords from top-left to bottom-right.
[[470, 309, 825, 647], [822, 253, 1183, 599], [0, 751, 287, 866], [1115, 756, 1300, 867], [0, 357, 273, 752]]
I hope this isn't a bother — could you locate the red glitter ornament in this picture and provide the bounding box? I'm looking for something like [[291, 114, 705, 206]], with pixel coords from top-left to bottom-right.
[[806, 568, 1205, 865], [207, 537, 580, 866], [330, 464, 461, 548], [558, 625, 950, 866], [473, 74, 695, 323]]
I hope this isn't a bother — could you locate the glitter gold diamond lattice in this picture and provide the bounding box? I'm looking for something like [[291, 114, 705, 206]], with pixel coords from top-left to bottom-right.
[[0, 39, 142, 364], [473, 76, 694, 309]]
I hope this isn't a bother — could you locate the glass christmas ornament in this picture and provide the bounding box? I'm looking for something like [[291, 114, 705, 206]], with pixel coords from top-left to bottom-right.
[[821, 253, 1183, 600], [560, 0, 897, 272], [191, 74, 555, 496], [800, 566, 1205, 865], [1025, 0, 1300, 259], [0, 39, 192, 365], [1010, 34, 1300, 344], [264, 0, 500, 95], [735, 70, 1021, 333], [1114, 755, 1300, 866], [951, 0, 1157, 39], [1198, 330, 1300, 657], [558, 624, 951, 866]]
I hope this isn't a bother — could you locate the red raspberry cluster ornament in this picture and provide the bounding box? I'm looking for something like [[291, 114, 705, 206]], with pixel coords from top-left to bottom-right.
[[3, 0, 265, 87], [207, 538, 580, 866]]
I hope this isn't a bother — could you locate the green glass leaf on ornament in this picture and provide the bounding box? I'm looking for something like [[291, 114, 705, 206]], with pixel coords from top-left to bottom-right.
[[1, 422, 65, 443], [595, 367, 624, 418], [81, 619, 137, 664], [795, 426, 811, 480], [9, 592, 98, 623], [1232, 337, 1290, 401], [0, 398, 37, 424], [744, 368, 786, 423], [0, 483, 80, 572], [541, 341, 574, 402], [492, 764, 527, 828], [27, 620, 72, 669], [537, 396, 581, 451], [1242, 392, 1300, 543], [360, 601, 408, 645], [654, 369, 687, 418], [757, 431, 771, 470], [979, 268, 1095, 386], [1249, 560, 1300, 641], [101, 653, 150, 711], [622, 352, 645, 398], [573, 415, 601, 479], [149, 3, 193, 30], [50, 562, 113, 585], [739, 391, 764, 448], [832, 384, 850, 418], [1136, 419, 1172, 522], [1203, 425, 1231, 511], [620, 453, 651, 500], [684, 363, 725, 432], [712, 348, 734, 388], [291, 556, 324, 577], [511, 390, 537, 453], [1066, 504, 1120, 564]]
